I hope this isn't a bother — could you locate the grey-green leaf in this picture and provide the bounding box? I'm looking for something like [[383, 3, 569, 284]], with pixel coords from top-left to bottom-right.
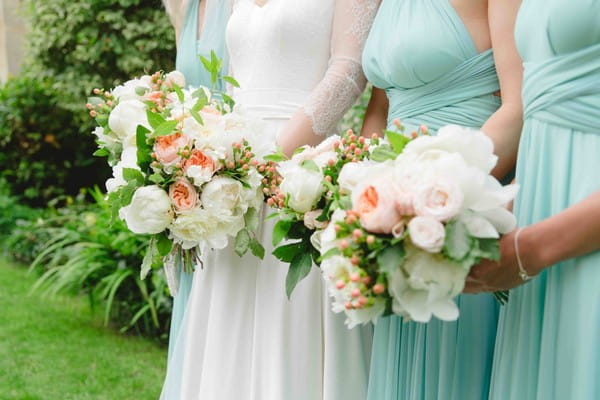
[[377, 243, 405, 274], [234, 229, 251, 257], [285, 252, 313, 298]]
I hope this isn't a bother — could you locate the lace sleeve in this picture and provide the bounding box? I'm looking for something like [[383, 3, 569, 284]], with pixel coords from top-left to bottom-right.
[[303, 0, 380, 136]]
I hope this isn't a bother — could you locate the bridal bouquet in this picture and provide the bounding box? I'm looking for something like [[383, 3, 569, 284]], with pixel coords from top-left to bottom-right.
[[262, 130, 381, 297], [320, 124, 518, 327], [88, 61, 270, 281]]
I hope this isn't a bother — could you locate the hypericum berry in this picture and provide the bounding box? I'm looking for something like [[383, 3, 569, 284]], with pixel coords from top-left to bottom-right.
[[242, 164, 250, 170], [358, 136, 366, 145], [327, 159, 335, 166], [350, 272, 360, 282], [86, 103, 93, 110], [333, 141, 340, 150], [339, 240, 349, 250], [227, 161, 235, 169], [362, 276, 372, 285], [325, 175, 332, 182], [352, 229, 362, 240], [346, 214, 357, 224], [373, 283, 385, 295], [334, 224, 342, 233], [267, 198, 275, 206], [93, 88, 101, 95], [350, 255, 360, 266], [358, 296, 368, 306], [335, 280, 346, 290], [89, 110, 97, 118], [354, 148, 362, 156], [345, 302, 353, 310], [351, 288, 361, 298], [366, 235, 375, 245]]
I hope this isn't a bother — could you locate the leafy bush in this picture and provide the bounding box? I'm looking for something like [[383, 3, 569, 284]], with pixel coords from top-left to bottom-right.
[[8, 187, 172, 341], [0, 0, 176, 205]]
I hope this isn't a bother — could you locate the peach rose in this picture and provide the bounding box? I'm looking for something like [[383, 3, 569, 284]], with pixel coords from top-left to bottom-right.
[[169, 178, 198, 212], [414, 180, 463, 222], [184, 149, 218, 186], [145, 90, 164, 104], [153, 132, 192, 167], [352, 181, 403, 234]]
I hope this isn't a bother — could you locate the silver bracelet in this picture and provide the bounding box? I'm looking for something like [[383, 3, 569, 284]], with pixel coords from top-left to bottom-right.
[[514, 227, 532, 281]]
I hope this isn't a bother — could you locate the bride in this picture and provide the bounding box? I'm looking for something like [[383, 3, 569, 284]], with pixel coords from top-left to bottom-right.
[[161, 0, 380, 399]]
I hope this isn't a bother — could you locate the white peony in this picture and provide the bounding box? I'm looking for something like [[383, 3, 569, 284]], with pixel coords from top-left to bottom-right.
[[402, 125, 498, 174], [92, 126, 120, 152], [119, 186, 173, 234], [407, 216, 446, 253], [105, 147, 140, 193], [338, 160, 393, 195], [108, 99, 150, 141], [278, 161, 325, 214], [169, 207, 224, 250], [388, 245, 468, 323], [345, 299, 386, 328]]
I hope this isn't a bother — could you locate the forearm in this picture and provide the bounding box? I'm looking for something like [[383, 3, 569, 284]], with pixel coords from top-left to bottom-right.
[[277, 112, 325, 157], [481, 101, 522, 180], [360, 87, 388, 138], [521, 190, 600, 274]]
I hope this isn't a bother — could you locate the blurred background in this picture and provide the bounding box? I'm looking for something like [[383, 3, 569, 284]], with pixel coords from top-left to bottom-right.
[[0, 1, 369, 398]]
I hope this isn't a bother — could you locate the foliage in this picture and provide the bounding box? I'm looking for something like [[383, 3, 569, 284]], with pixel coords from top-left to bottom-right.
[[7, 187, 173, 341], [0, 260, 166, 399], [0, 76, 108, 205], [0, 0, 176, 205]]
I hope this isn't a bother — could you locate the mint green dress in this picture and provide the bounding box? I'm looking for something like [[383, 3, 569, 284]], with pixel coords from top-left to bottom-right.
[[489, 1, 600, 399], [167, 0, 229, 359], [362, 1, 502, 399]]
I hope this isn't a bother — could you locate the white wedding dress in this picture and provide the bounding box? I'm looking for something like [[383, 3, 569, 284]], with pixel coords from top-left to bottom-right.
[[161, 1, 379, 399]]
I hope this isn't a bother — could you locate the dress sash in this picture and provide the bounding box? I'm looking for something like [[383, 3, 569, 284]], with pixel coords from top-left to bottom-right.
[[386, 50, 500, 131], [522, 43, 600, 133]]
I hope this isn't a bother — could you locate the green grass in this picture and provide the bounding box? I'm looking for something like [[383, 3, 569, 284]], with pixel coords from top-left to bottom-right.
[[0, 260, 167, 400]]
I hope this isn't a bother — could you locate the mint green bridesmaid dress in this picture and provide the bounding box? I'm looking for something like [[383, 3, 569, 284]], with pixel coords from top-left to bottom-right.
[[490, 1, 600, 399], [167, 0, 229, 359], [362, 1, 502, 399]]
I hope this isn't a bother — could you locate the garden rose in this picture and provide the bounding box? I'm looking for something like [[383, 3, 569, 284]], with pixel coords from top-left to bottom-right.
[[111, 76, 152, 102], [153, 132, 192, 167], [408, 216, 446, 253], [119, 185, 173, 234], [184, 149, 218, 186], [352, 180, 402, 234], [164, 70, 186, 88], [413, 180, 463, 222], [169, 179, 198, 212], [303, 210, 328, 230], [338, 160, 392, 194]]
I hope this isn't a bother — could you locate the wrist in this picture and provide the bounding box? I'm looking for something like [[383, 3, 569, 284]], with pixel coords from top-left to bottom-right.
[[518, 225, 549, 276]]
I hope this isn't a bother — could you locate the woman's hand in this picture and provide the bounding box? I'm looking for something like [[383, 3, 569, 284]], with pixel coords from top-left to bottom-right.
[[464, 228, 543, 293]]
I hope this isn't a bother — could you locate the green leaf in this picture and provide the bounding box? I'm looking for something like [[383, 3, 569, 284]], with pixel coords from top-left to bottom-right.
[[152, 120, 178, 137], [318, 247, 341, 262], [141, 237, 158, 280], [301, 159, 320, 173], [377, 243, 405, 274], [191, 97, 208, 112], [249, 238, 265, 260], [264, 153, 288, 162], [156, 232, 173, 257], [122, 168, 145, 185], [136, 125, 152, 170], [385, 130, 411, 154], [172, 83, 185, 103], [135, 86, 149, 96], [149, 173, 165, 184], [286, 252, 313, 298], [222, 93, 235, 109], [244, 208, 260, 232], [370, 144, 398, 162], [477, 238, 500, 261], [146, 110, 166, 129], [273, 242, 305, 263], [93, 148, 109, 157], [223, 75, 240, 88], [190, 109, 204, 125], [272, 219, 293, 246], [444, 219, 473, 261], [235, 229, 251, 257]]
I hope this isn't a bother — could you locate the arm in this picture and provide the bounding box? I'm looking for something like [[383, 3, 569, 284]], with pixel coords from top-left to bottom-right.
[[277, 0, 381, 156], [360, 87, 389, 138], [481, 0, 523, 180], [465, 191, 600, 292], [163, 0, 187, 42]]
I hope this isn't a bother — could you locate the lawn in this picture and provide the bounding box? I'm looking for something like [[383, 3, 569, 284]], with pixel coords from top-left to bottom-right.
[[0, 260, 167, 400]]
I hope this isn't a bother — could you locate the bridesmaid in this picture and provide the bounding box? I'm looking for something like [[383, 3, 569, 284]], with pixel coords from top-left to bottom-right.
[[360, 0, 523, 399], [466, 0, 600, 399], [161, 0, 230, 358]]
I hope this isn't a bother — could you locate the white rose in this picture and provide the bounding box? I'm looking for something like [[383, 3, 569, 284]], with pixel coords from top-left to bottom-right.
[[165, 70, 186, 88], [278, 162, 325, 214], [108, 100, 150, 141], [413, 179, 463, 222], [408, 216, 446, 253], [338, 160, 393, 195], [313, 209, 345, 253], [105, 147, 140, 193], [388, 245, 467, 323], [119, 186, 173, 234], [111, 76, 151, 102]]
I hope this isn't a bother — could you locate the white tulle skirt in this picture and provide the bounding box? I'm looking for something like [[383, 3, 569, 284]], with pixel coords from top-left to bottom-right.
[[160, 98, 373, 400]]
